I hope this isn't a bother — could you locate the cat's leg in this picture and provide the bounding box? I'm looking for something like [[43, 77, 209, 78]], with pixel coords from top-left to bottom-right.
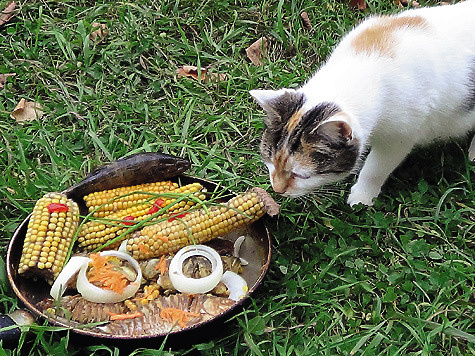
[[469, 135, 475, 161], [347, 142, 414, 206]]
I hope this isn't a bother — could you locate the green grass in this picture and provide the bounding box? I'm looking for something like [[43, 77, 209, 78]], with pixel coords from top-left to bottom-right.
[[1, 0, 474, 355]]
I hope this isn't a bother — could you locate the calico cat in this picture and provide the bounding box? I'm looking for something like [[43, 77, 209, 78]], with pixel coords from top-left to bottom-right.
[[250, 0, 475, 206]]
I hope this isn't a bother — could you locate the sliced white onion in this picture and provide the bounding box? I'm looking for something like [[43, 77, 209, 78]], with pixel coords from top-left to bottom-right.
[[50, 256, 91, 300], [233, 235, 249, 266], [118, 239, 129, 254], [76, 251, 142, 303], [220, 271, 248, 301], [168, 245, 223, 294]]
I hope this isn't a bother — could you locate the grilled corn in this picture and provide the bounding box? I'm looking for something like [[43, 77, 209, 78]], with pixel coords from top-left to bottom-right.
[[77, 182, 206, 251], [17, 192, 80, 284], [84, 180, 179, 218], [124, 188, 271, 260]]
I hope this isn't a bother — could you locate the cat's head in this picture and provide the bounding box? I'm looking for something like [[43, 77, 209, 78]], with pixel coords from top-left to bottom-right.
[[250, 88, 360, 197]]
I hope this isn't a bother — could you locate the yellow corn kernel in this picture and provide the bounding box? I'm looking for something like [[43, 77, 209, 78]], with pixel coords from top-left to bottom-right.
[[137, 284, 161, 305], [18, 192, 80, 284], [77, 182, 206, 251], [124, 189, 270, 260], [84, 180, 179, 218], [124, 299, 137, 311]]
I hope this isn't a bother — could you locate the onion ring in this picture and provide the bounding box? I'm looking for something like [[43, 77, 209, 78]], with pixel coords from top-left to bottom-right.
[[233, 235, 249, 266], [220, 271, 248, 301], [76, 251, 142, 303], [168, 245, 223, 294], [118, 240, 129, 254], [50, 256, 91, 300]]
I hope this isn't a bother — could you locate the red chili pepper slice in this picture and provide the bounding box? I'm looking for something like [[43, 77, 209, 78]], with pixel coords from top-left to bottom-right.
[[47, 203, 69, 213], [147, 198, 165, 215], [147, 206, 159, 215], [154, 198, 165, 207], [122, 215, 136, 226], [168, 212, 187, 222]]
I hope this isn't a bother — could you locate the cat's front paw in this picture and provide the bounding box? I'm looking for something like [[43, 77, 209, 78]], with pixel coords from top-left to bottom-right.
[[347, 185, 379, 207]]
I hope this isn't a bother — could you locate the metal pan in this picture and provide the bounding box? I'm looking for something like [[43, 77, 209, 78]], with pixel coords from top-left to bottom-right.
[[4, 153, 272, 341]]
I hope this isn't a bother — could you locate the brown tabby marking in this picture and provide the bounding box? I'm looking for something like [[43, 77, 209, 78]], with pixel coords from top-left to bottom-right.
[[351, 15, 428, 57]]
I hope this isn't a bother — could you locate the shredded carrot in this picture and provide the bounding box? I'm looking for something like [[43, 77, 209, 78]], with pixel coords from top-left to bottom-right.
[[87, 253, 129, 294], [160, 307, 200, 328], [107, 311, 143, 321], [154, 255, 168, 274], [137, 243, 150, 254], [156, 235, 169, 243]]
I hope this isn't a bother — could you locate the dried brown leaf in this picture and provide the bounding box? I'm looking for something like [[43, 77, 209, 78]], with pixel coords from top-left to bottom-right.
[[395, 0, 420, 7], [139, 55, 147, 70], [0, 73, 16, 88], [349, 0, 367, 10], [90, 22, 108, 43], [0, 1, 15, 27], [176, 65, 227, 82], [10, 98, 44, 123], [300, 12, 312, 30], [177, 65, 201, 80], [246, 38, 268, 66]]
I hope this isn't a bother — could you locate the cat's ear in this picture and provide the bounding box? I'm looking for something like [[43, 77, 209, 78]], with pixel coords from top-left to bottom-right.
[[313, 118, 353, 142], [250, 89, 304, 126]]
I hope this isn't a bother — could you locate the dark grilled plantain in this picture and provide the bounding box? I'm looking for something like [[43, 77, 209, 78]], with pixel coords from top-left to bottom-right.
[[64, 152, 191, 201]]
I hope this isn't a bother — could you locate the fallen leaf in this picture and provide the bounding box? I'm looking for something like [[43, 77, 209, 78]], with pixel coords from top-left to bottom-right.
[[0, 1, 15, 27], [0, 73, 16, 88], [300, 11, 312, 30], [139, 55, 147, 70], [176, 65, 227, 82], [177, 65, 201, 80], [90, 22, 108, 43], [395, 0, 420, 7], [349, 0, 367, 10], [10, 98, 44, 123], [246, 38, 268, 66]]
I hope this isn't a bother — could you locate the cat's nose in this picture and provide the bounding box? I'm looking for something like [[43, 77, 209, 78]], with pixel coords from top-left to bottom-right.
[[272, 180, 288, 194]]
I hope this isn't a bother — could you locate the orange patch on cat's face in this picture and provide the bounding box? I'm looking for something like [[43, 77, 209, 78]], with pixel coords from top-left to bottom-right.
[[269, 109, 306, 193], [271, 150, 292, 194], [285, 109, 304, 133], [351, 15, 428, 57]]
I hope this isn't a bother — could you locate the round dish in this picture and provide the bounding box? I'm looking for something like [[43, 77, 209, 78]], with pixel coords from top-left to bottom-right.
[[6, 175, 272, 340]]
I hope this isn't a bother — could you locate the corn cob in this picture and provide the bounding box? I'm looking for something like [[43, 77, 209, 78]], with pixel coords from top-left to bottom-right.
[[17, 192, 80, 284], [77, 182, 206, 251], [123, 187, 279, 260], [83, 180, 179, 218]]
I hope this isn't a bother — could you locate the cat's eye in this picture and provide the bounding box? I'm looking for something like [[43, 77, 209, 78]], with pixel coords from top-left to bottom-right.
[[291, 172, 310, 180]]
